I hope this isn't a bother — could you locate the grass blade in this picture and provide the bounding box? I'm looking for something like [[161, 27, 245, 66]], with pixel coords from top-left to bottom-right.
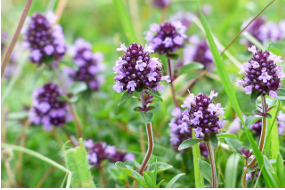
[[112, 0, 138, 43], [195, 0, 274, 187], [165, 173, 185, 188], [225, 154, 240, 188], [192, 132, 204, 188]]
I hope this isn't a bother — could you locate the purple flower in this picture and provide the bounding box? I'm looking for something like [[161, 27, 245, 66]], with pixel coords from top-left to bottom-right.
[[29, 83, 71, 130], [145, 21, 187, 55], [181, 91, 226, 139], [152, 0, 170, 8], [84, 140, 135, 167], [236, 46, 284, 98], [183, 37, 213, 69], [65, 38, 105, 92], [113, 43, 163, 94], [240, 17, 285, 46], [22, 11, 66, 65], [169, 11, 194, 28], [277, 111, 285, 135]]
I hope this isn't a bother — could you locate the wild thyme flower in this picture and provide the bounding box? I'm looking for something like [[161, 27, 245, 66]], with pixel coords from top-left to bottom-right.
[[181, 90, 226, 139], [236, 45, 284, 98], [29, 83, 71, 131], [152, 0, 170, 8], [145, 21, 187, 55], [22, 11, 66, 65], [169, 11, 194, 28], [183, 36, 213, 69], [65, 38, 105, 91], [84, 139, 135, 167], [169, 108, 208, 157], [113, 43, 166, 94], [277, 111, 285, 135], [250, 118, 262, 137], [240, 17, 285, 46]]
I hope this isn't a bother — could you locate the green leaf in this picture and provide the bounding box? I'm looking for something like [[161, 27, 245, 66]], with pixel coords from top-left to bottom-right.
[[147, 88, 163, 102], [263, 156, 278, 187], [265, 113, 272, 118], [209, 133, 218, 147], [118, 90, 132, 106], [250, 89, 259, 102], [192, 132, 204, 188], [63, 138, 96, 188], [166, 53, 179, 60], [7, 111, 28, 120], [68, 82, 87, 95], [156, 179, 165, 188], [178, 139, 201, 151], [131, 170, 149, 188], [151, 161, 158, 188], [225, 138, 243, 156], [133, 106, 141, 111], [140, 112, 153, 123], [115, 162, 133, 177], [245, 116, 263, 128], [225, 154, 240, 188], [179, 62, 204, 75], [264, 156, 275, 173], [277, 88, 285, 100], [112, 0, 138, 43], [57, 95, 79, 103], [148, 162, 173, 173], [143, 173, 153, 188], [216, 133, 236, 139], [276, 153, 284, 185], [60, 60, 79, 70], [198, 158, 212, 183], [165, 173, 185, 188], [252, 109, 261, 115]]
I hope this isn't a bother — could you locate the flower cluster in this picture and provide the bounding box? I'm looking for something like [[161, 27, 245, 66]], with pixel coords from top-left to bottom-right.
[[84, 139, 135, 167], [22, 11, 66, 65], [145, 21, 187, 55], [244, 166, 261, 182], [181, 90, 226, 139], [29, 83, 71, 131], [236, 45, 284, 98], [250, 118, 262, 137], [113, 43, 167, 94], [277, 111, 285, 135], [65, 38, 105, 91], [183, 36, 213, 69], [152, 0, 170, 8], [169, 107, 208, 157], [169, 11, 194, 28], [240, 17, 285, 46]]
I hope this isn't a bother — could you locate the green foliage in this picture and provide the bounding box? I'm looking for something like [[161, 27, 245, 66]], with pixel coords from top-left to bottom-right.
[[209, 133, 218, 147], [192, 132, 204, 188], [216, 133, 236, 139], [225, 154, 240, 188], [63, 139, 96, 188], [178, 139, 201, 151], [118, 90, 132, 106], [68, 82, 88, 95], [146, 88, 163, 102], [198, 158, 212, 184], [178, 62, 204, 75]]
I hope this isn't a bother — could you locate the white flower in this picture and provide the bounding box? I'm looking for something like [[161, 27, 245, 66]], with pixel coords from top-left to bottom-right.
[[144, 44, 154, 53], [209, 90, 218, 100], [147, 72, 158, 82], [258, 72, 272, 83], [161, 75, 171, 83], [248, 45, 257, 54], [117, 42, 127, 52], [135, 60, 147, 71], [127, 81, 136, 91]]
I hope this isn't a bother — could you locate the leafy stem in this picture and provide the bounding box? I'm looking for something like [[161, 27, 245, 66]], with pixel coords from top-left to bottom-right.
[[242, 95, 267, 187], [206, 141, 217, 188], [167, 58, 179, 107]]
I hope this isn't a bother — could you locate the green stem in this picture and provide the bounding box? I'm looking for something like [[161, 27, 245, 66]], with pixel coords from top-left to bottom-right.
[[242, 95, 267, 188], [167, 58, 179, 107], [206, 141, 217, 188]]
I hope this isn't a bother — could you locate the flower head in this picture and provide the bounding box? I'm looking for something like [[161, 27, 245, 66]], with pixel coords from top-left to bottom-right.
[[29, 83, 71, 131], [181, 90, 226, 139], [183, 37, 213, 69], [113, 43, 163, 94], [168, 107, 208, 157], [145, 21, 187, 55], [22, 12, 66, 65], [84, 140, 135, 167], [236, 46, 284, 98], [65, 38, 105, 91]]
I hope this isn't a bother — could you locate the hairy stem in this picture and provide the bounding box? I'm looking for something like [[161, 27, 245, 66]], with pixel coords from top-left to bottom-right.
[[99, 165, 107, 188], [51, 65, 83, 139], [167, 58, 179, 107], [1, 0, 33, 78], [242, 96, 267, 188], [206, 141, 217, 188]]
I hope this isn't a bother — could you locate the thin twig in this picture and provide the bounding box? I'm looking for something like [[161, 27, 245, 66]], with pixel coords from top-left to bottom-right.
[[159, 0, 170, 24], [1, 0, 33, 78], [54, 0, 68, 25], [99, 165, 107, 188], [167, 58, 179, 107], [206, 141, 217, 188], [139, 125, 146, 153]]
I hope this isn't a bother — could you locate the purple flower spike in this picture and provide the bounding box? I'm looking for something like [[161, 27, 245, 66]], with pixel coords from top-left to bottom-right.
[[277, 111, 285, 135], [113, 43, 163, 94], [236, 46, 284, 98], [145, 21, 187, 55], [65, 38, 105, 91], [84, 140, 135, 167], [168, 107, 208, 157], [181, 90, 226, 139], [29, 83, 71, 130], [22, 11, 66, 65]]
